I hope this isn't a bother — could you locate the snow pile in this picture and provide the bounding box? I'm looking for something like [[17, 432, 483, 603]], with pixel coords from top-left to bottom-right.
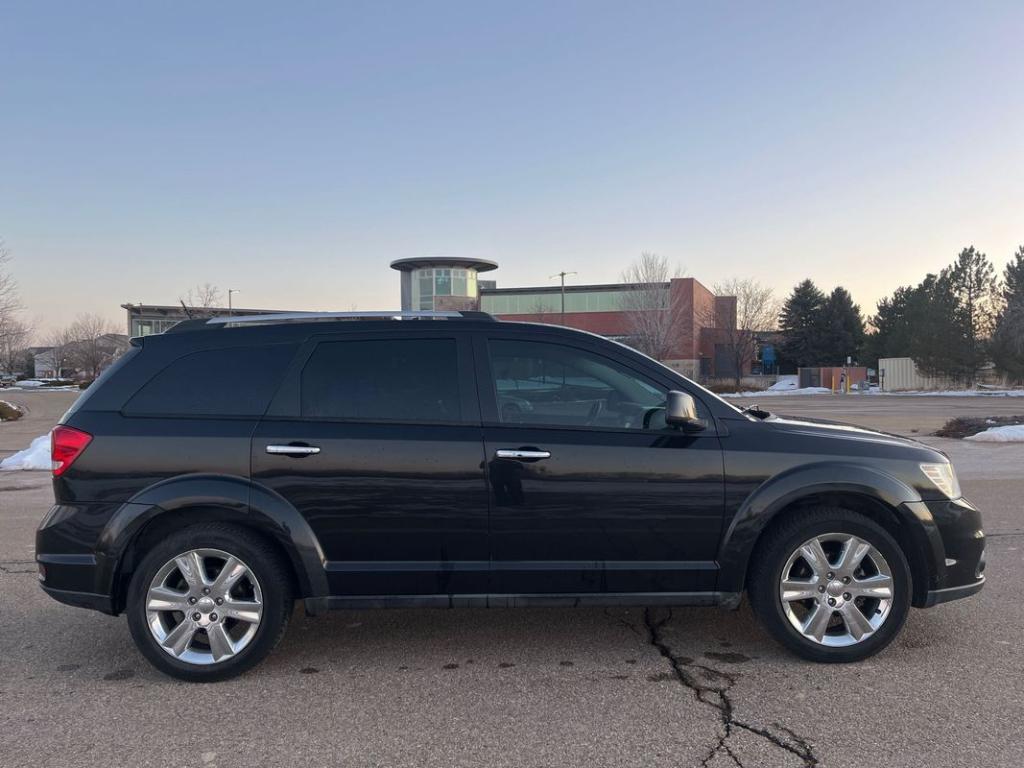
[[882, 389, 1024, 397], [0, 434, 52, 471], [16, 380, 44, 388], [768, 375, 799, 392], [729, 386, 833, 398], [965, 425, 1024, 443]]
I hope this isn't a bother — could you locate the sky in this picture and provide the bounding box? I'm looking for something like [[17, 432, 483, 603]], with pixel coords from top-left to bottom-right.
[[2, 1, 1022, 334]]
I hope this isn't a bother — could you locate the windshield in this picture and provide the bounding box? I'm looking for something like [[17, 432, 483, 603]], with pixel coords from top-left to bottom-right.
[[601, 336, 748, 416]]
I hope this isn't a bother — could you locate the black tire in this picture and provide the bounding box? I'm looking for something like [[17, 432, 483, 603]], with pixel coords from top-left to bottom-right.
[[747, 506, 912, 663], [126, 523, 294, 682]]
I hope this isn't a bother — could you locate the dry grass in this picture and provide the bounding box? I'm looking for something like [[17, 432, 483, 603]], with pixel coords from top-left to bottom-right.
[[0, 400, 23, 421], [935, 414, 1024, 438], [705, 382, 765, 394]]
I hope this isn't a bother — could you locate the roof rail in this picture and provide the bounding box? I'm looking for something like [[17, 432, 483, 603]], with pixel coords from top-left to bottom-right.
[[165, 309, 494, 333]]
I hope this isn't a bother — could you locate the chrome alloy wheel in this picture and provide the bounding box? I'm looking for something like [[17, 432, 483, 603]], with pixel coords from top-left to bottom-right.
[[779, 533, 895, 647], [146, 548, 263, 666]]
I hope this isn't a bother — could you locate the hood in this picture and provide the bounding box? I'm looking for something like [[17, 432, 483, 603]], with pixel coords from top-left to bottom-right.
[[762, 413, 945, 458]]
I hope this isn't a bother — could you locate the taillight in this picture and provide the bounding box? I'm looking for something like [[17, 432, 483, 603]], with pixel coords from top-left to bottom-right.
[[51, 426, 92, 477]]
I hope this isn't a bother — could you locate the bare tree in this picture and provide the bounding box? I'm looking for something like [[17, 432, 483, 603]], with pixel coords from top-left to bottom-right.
[[618, 252, 685, 360], [1, 240, 22, 325], [0, 241, 33, 376], [713, 278, 780, 386], [528, 297, 556, 323], [0, 316, 32, 375], [65, 314, 124, 380], [180, 283, 223, 317], [42, 327, 75, 378]]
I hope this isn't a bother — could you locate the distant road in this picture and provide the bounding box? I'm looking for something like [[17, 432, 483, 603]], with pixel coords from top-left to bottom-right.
[[0, 390, 79, 460], [724, 392, 1024, 435]]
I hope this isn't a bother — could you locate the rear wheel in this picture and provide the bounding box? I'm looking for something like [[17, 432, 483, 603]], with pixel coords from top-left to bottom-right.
[[748, 507, 912, 662], [126, 523, 293, 681]]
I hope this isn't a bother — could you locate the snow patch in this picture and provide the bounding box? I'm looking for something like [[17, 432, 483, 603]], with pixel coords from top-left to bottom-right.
[[729, 386, 834, 398], [964, 425, 1024, 443], [767, 375, 799, 392], [878, 389, 1024, 397], [16, 380, 44, 388], [0, 434, 53, 471]]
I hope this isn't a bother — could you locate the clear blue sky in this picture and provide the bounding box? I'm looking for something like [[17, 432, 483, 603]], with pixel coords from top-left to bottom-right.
[[2, 1, 1022, 332]]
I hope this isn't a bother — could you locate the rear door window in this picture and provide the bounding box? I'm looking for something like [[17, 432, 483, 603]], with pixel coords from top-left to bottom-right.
[[124, 344, 298, 417], [300, 338, 462, 422]]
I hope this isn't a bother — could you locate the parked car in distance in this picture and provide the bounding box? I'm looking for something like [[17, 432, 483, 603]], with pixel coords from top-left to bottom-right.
[[37, 311, 985, 681]]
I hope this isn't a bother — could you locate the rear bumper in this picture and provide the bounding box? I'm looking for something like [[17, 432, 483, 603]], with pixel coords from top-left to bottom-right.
[[36, 551, 118, 615], [40, 584, 116, 615], [36, 502, 129, 615]]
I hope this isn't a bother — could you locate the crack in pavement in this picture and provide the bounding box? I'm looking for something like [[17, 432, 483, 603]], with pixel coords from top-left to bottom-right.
[[642, 607, 819, 768], [0, 560, 36, 574]]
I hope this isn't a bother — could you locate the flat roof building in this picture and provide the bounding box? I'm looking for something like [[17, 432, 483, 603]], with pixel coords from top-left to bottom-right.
[[122, 303, 296, 337], [479, 278, 742, 379]]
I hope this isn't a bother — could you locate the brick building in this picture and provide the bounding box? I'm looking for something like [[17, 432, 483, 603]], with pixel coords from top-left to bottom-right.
[[479, 277, 746, 379]]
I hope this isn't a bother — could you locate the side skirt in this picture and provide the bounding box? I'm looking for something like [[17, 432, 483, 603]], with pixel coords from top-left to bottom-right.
[[305, 591, 742, 614]]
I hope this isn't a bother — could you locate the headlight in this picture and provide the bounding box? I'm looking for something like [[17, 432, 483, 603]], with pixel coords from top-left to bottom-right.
[[920, 463, 961, 499]]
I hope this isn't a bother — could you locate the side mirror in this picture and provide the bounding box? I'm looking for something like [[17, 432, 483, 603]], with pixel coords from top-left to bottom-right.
[[665, 390, 705, 432]]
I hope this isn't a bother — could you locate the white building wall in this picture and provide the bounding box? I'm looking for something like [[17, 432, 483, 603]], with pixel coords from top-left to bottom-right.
[[33, 350, 57, 378], [878, 357, 955, 391]]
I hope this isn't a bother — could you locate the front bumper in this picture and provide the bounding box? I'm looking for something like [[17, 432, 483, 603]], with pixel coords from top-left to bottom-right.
[[903, 496, 986, 607], [923, 576, 985, 607]]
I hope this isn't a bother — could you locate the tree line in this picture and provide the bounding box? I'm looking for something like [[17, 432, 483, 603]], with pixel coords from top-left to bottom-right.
[[776, 245, 1024, 385], [777, 281, 865, 369], [867, 246, 1024, 384]]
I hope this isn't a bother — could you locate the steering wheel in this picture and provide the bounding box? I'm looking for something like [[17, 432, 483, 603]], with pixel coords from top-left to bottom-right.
[[585, 399, 605, 426]]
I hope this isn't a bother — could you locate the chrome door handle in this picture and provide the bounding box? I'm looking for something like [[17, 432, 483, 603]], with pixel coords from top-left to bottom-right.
[[495, 449, 551, 460], [266, 444, 321, 456]]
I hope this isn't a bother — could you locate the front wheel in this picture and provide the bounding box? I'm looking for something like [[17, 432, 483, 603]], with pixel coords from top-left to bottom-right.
[[748, 507, 912, 662], [126, 523, 293, 682]]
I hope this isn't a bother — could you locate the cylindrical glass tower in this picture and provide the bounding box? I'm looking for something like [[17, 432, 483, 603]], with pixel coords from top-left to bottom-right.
[[390, 257, 499, 311]]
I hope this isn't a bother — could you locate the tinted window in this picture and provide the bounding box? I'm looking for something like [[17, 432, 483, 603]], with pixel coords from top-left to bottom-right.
[[301, 339, 461, 422], [125, 344, 298, 417], [489, 339, 692, 430]]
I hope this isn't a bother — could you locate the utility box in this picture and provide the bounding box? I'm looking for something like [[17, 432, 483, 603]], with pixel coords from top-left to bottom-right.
[[798, 366, 868, 391]]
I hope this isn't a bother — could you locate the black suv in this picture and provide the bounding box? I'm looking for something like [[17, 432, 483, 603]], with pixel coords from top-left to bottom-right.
[[37, 311, 985, 681]]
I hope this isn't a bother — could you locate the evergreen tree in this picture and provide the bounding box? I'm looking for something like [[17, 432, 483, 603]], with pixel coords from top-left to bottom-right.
[[909, 273, 961, 379], [777, 279, 826, 368], [1002, 245, 1024, 301], [819, 286, 865, 364], [992, 246, 1024, 383], [865, 285, 916, 367], [941, 246, 998, 382]]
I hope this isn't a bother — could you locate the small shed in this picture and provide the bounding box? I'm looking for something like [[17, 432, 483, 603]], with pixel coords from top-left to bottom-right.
[[798, 366, 868, 391]]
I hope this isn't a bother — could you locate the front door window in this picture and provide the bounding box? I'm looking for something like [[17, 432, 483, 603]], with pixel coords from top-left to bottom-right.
[[488, 338, 699, 430]]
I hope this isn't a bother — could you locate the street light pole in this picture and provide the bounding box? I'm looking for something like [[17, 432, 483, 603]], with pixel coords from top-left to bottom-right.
[[549, 271, 577, 323], [228, 289, 239, 316]]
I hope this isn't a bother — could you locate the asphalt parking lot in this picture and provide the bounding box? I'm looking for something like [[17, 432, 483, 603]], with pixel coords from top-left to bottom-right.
[[1, 390, 1022, 768]]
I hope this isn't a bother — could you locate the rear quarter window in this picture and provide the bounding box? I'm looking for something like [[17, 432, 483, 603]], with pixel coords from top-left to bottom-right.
[[300, 338, 461, 422], [124, 344, 298, 417], [60, 345, 141, 422]]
